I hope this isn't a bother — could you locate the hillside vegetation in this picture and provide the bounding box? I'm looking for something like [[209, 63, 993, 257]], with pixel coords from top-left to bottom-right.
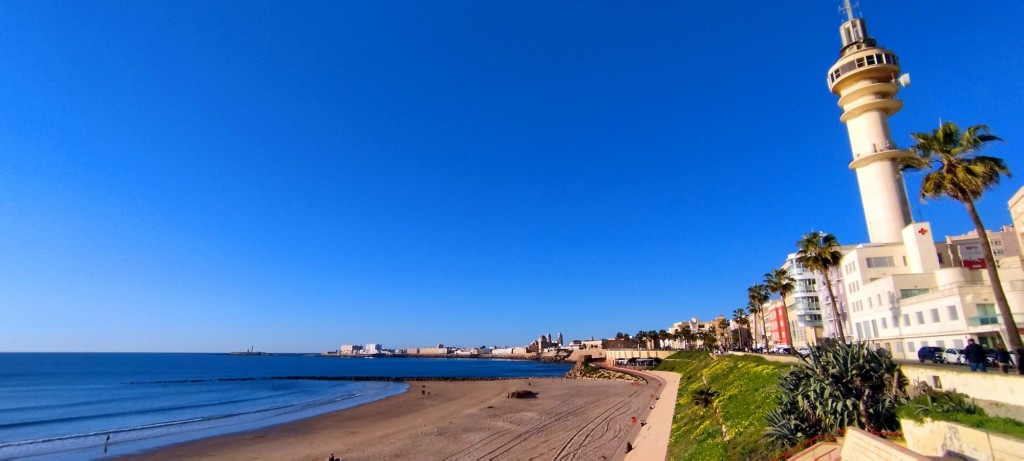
[[655, 352, 793, 460]]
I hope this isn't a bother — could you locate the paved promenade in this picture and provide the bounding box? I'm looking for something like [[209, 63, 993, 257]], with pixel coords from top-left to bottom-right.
[[624, 370, 680, 461]]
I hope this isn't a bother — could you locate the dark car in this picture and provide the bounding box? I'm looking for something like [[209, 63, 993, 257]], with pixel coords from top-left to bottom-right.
[[917, 346, 944, 363], [984, 348, 998, 366]]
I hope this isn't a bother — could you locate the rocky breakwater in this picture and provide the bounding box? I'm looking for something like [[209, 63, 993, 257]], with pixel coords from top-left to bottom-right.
[[563, 361, 643, 382]]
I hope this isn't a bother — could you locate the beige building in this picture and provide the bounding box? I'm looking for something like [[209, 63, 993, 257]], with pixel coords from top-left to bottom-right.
[[945, 225, 1020, 268]]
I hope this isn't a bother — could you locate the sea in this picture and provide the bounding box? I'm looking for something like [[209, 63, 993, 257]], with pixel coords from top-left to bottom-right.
[[0, 353, 572, 460]]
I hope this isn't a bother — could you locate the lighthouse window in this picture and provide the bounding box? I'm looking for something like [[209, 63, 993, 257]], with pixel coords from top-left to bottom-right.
[[856, 57, 865, 67], [865, 55, 876, 65]]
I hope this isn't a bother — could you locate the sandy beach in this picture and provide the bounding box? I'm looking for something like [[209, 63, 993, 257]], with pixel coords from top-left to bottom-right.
[[122, 377, 660, 461]]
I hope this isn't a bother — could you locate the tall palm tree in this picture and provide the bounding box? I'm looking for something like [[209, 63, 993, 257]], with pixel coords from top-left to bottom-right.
[[702, 329, 718, 350], [902, 121, 1022, 353], [658, 329, 672, 350], [718, 318, 731, 350], [681, 325, 693, 350], [796, 231, 846, 343], [765, 268, 796, 349], [732, 308, 750, 348], [748, 284, 771, 352]]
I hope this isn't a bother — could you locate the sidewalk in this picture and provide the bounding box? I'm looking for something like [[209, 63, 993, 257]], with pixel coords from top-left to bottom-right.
[[624, 370, 680, 461]]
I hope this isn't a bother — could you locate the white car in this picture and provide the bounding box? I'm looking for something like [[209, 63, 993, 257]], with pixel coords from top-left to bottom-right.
[[796, 346, 812, 357], [943, 348, 965, 365]]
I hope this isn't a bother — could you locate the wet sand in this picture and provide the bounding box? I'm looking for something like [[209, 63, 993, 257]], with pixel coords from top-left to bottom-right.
[[121, 377, 658, 460]]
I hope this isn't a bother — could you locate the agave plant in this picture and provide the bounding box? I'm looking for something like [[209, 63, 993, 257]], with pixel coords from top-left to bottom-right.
[[765, 342, 908, 449]]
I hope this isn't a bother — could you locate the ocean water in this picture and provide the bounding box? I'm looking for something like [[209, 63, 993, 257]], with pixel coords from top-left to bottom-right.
[[0, 353, 571, 460]]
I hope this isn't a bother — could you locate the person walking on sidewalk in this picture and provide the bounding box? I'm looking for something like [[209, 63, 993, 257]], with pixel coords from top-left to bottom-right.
[[964, 338, 987, 372], [994, 345, 1013, 373]]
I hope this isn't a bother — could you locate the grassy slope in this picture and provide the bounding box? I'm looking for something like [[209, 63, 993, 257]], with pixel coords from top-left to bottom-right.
[[655, 352, 793, 461]]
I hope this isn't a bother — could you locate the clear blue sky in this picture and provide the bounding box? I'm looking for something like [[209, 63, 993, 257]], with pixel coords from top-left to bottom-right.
[[2, 2, 1022, 352]]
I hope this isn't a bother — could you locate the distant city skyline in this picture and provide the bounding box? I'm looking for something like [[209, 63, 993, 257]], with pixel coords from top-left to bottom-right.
[[2, 2, 1022, 352]]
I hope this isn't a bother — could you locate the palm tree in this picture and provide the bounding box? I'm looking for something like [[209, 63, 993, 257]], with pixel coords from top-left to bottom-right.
[[902, 121, 1022, 353], [796, 231, 846, 343], [748, 284, 771, 352], [718, 318, 730, 350], [702, 329, 718, 350], [681, 325, 693, 350], [732, 308, 750, 348], [658, 329, 672, 350], [765, 268, 795, 349]]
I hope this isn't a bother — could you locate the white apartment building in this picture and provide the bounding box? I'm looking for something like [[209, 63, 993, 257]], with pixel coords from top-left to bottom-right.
[[339, 344, 362, 354], [783, 253, 825, 348]]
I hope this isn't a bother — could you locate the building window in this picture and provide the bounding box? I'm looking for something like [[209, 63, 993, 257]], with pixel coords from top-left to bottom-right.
[[896, 342, 904, 353], [975, 303, 999, 325], [991, 239, 1002, 246], [954, 339, 964, 348], [947, 305, 959, 321], [871, 320, 878, 337], [937, 340, 945, 348], [900, 288, 930, 299], [903, 314, 910, 326], [856, 323, 864, 339], [994, 249, 1006, 256], [915, 312, 925, 325], [866, 256, 895, 268], [881, 317, 887, 329], [908, 341, 915, 352], [930, 308, 940, 323], [877, 294, 882, 306], [868, 297, 873, 308]]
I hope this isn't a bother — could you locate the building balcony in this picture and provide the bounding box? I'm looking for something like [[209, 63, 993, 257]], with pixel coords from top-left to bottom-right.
[[794, 302, 822, 314], [967, 315, 1000, 327]]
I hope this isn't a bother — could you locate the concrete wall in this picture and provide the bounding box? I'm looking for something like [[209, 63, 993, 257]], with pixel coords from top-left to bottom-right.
[[901, 364, 1024, 408], [902, 419, 1024, 460], [604, 349, 676, 361]]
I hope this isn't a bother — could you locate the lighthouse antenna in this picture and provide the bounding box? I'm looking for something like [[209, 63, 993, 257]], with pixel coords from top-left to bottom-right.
[[840, 0, 859, 21]]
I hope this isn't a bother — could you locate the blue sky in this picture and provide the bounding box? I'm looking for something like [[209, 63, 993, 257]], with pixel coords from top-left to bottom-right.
[[2, 2, 1022, 352]]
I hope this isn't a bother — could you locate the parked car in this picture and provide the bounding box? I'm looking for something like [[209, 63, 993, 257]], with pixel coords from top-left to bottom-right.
[[773, 346, 793, 355], [984, 348, 998, 366], [943, 348, 965, 365], [796, 346, 812, 357], [917, 346, 944, 363]]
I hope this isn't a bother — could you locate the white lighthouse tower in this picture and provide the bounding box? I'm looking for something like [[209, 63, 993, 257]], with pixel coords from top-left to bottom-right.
[[827, 2, 912, 243]]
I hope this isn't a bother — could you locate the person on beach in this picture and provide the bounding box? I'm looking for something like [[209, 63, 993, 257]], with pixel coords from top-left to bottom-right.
[[964, 338, 987, 372]]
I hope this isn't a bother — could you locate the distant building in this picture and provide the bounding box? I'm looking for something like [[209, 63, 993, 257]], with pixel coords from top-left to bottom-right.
[[491, 347, 528, 355], [363, 343, 382, 354], [945, 225, 1020, 269], [764, 301, 789, 348], [339, 345, 363, 354], [783, 253, 825, 348]]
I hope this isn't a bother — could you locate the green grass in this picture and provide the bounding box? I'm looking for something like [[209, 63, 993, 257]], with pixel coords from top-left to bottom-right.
[[655, 352, 793, 460]]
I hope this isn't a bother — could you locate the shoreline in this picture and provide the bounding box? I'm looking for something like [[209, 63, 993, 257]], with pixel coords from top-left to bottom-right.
[[119, 377, 659, 460]]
